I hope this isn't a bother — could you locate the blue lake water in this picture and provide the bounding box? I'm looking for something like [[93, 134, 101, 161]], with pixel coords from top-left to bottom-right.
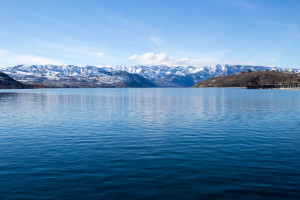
[[0, 88, 300, 199]]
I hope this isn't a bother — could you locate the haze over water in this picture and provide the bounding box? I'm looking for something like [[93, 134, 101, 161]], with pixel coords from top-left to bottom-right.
[[1, 88, 300, 199]]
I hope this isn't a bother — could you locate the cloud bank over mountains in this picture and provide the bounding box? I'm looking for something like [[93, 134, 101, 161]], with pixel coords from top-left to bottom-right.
[[129, 52, 256, 67], [0, 49, 64, 67], [0, 49, 280, 69]]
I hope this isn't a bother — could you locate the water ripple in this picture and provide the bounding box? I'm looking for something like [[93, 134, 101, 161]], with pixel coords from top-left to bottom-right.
[[1, 88, 300, 199]]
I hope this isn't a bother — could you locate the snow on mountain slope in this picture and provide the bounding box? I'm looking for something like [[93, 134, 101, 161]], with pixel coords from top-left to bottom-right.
[[2, 64, 299, 87], [107, 65, 300, 87], [2, 65, 157, 88], [0, 72, 29, 89]]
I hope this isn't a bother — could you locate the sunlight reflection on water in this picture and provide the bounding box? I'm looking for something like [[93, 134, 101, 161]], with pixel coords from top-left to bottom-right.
[[0, 88, 300, 199]]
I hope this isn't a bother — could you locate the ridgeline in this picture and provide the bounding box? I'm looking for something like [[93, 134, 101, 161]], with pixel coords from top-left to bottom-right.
[[0, 72, 30, 89], [193, 71, 300, 88]]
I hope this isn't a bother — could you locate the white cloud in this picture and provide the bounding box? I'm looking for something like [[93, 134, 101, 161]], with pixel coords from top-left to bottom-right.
[[0, 49, 8, 54], [129, 52, 256, 66], [149, 35, 162, 45], [15, 54, 64, 65], [0, 50, 64, 68], [39, 43, 105, 57], [268, 58, 278, 62], [95, 52, 104, 56]]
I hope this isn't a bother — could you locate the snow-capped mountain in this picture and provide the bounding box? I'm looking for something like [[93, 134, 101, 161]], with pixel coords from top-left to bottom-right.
[[1, 64, 299, 88], [1, 65, 157, 88], [107, 65, 300, 87]]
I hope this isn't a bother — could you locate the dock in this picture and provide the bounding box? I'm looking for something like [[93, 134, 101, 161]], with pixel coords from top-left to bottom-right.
[[247, 84, 300, 90]]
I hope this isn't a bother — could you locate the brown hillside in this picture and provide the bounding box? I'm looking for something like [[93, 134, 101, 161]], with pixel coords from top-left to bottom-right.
[[0, 72, 29, 89], [193, 71, 300, 87]]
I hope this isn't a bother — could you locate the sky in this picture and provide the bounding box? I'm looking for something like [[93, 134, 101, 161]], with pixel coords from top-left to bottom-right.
[[0, 0, 300, 68]]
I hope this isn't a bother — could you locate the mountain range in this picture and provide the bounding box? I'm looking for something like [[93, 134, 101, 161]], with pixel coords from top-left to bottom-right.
[[1, 65, 157, 88], [1, 64, 299, 88]]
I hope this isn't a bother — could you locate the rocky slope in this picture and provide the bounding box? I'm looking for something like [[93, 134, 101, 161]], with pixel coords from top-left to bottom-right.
[[2, 64, 300, 88], [2, 65, 157, 88], [108, 65, 300, 87], [0, 72, 29, 89], [193, 71, 300, 87]]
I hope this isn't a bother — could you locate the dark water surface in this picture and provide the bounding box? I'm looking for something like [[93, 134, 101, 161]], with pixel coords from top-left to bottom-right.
[[1, 88, 300, 199]]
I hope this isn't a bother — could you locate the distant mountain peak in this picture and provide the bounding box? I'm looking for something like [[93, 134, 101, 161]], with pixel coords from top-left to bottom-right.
[[2, 64, 299, 88], [2, 65, 157, 88]]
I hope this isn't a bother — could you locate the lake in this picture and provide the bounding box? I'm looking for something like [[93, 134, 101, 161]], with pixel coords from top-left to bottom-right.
[[0, 88, 300, 199]]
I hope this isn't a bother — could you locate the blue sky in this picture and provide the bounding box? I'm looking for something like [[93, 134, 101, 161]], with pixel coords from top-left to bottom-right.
[[0, 0, 299, 68]]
